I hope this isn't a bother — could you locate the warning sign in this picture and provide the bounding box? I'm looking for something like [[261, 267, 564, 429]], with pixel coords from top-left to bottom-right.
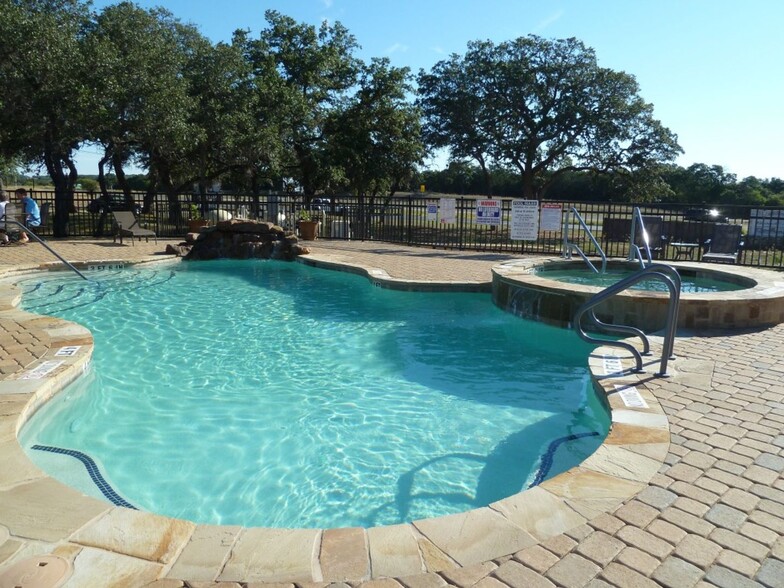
[[475, 199, 501, 226]]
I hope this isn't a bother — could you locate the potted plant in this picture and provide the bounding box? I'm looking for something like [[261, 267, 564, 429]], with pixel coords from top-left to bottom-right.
[[298, 209, 320, 240], [187, 203, 208, 233]]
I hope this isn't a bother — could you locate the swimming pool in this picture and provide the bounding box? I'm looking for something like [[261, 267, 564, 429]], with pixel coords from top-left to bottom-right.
[[19, 260, 609, 529]]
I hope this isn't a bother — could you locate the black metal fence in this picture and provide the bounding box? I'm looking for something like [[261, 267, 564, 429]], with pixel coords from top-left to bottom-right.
[[22, 190, 784, 270]]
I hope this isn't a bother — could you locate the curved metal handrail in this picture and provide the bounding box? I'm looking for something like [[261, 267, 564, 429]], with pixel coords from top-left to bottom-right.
[[562, 207, 607, 274], [2, 220, 88, 280], [574, 263, 681, 376], [628, 207, 653, 268]]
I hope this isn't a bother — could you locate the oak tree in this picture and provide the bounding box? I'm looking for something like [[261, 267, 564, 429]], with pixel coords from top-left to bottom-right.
[[418, 36, 682, 198]]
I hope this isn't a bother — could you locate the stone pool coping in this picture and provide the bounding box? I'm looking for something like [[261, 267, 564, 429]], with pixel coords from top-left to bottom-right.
[[0, 253, 675, 585]]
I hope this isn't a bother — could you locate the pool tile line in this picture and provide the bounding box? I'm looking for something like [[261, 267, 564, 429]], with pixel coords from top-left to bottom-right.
[[530, 432, 602, 487], [31, 444, 137, 509]]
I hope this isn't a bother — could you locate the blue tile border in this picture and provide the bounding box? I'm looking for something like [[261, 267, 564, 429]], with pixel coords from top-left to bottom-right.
[[32, 444, 137, 510], [530, 432, 600, 488]]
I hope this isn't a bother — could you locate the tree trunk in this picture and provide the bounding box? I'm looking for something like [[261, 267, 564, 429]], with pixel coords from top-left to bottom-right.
[[143, 172, 157, 215], [473, 153, 493, 195], [98, 151, 112, 197], [65, 158, 78, 213], [92, 151, 114, 236], [112, 151, 133, 208], [44, 149, 75, 237], [522, 166, 536, 199]]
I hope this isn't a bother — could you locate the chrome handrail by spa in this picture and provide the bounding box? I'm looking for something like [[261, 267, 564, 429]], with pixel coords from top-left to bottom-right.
[[574, 263, 681, 376], [562, 207, 607, 274], [628, 207, 653, 268]]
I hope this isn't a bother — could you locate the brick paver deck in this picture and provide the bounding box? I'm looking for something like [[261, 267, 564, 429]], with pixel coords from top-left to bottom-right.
[[0, 238, 782, 587]]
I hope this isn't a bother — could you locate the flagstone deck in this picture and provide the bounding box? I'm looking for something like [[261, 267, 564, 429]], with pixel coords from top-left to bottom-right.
[[0, 238, 782, 588]]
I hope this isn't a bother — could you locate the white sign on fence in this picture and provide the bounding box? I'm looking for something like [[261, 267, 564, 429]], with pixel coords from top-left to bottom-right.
[[439, 198, 457, 224], [426, 200, 439, 222], [540, 203, 563, 232], [510, 199, 539, 240], [475, 199, 502, 226]]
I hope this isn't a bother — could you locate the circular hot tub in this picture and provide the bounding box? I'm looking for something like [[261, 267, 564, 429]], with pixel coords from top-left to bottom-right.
[[493, 258, 784, 332]]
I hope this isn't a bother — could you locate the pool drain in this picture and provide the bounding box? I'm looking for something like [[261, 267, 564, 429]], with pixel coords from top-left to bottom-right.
[[0, 555, 72, 588]]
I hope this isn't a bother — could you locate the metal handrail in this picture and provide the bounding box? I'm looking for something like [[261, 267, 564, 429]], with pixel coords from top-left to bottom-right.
[[562, 207, 607, 273], [628, 207, 653, 268], [574, 263, 681, 376], [2, 219, 88, 280]]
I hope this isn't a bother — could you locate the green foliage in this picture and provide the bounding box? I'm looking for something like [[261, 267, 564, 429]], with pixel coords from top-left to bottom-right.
[[85, 4, 190, 182], [187, 203, 202, 220], [417, 35, 682, 198], [0, 0, 94, 235], [326, 58, 424, 196], [3, 1, 779, 210], [257, 10, 362, 195], [124, 175, 150, 191], [422, 160, 784, 205], [78, 177, 99, 192]]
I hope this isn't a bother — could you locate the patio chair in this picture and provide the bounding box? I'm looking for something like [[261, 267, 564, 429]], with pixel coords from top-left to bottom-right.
[[112, 210, 157, 246], [702, 223, 743, 264]]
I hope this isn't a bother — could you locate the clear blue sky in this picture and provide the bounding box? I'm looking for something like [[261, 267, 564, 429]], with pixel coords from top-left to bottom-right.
[[81, 0, 784, 181]]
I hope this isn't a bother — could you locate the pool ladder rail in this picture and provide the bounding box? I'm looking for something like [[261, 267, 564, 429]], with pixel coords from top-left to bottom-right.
[[628, 207, 655, 268], [2, 219, 88, 280], [562, 207, 607, 274], [574, 263, 681, 377]]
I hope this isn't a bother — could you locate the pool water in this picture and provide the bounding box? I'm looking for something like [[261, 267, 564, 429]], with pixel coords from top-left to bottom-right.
[[19, 260, 609, 529], [534, 267, 747, 293]]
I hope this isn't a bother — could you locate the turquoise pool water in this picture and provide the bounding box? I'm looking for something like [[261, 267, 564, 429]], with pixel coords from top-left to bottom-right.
[[19, 260, 608, 529], [533, 266, 747, 293]]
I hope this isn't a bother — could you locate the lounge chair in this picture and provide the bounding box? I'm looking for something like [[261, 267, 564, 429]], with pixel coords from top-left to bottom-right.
[[112, 210, 157, 245], [702, 223, 743, 264]]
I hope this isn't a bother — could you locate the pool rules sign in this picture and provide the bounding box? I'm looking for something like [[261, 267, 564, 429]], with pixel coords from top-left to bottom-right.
[[511, 199, 539, 240]]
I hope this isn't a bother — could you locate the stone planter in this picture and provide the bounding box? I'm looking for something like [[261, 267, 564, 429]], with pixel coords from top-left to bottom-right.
[[298, 220, 320, 241]]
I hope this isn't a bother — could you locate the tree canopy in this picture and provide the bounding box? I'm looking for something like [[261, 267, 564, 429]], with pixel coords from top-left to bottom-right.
[[0, 0, 93, 234], [0, 1, 425, 228], [1, 0, 780, 219], [417, 36, 683, 198]]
